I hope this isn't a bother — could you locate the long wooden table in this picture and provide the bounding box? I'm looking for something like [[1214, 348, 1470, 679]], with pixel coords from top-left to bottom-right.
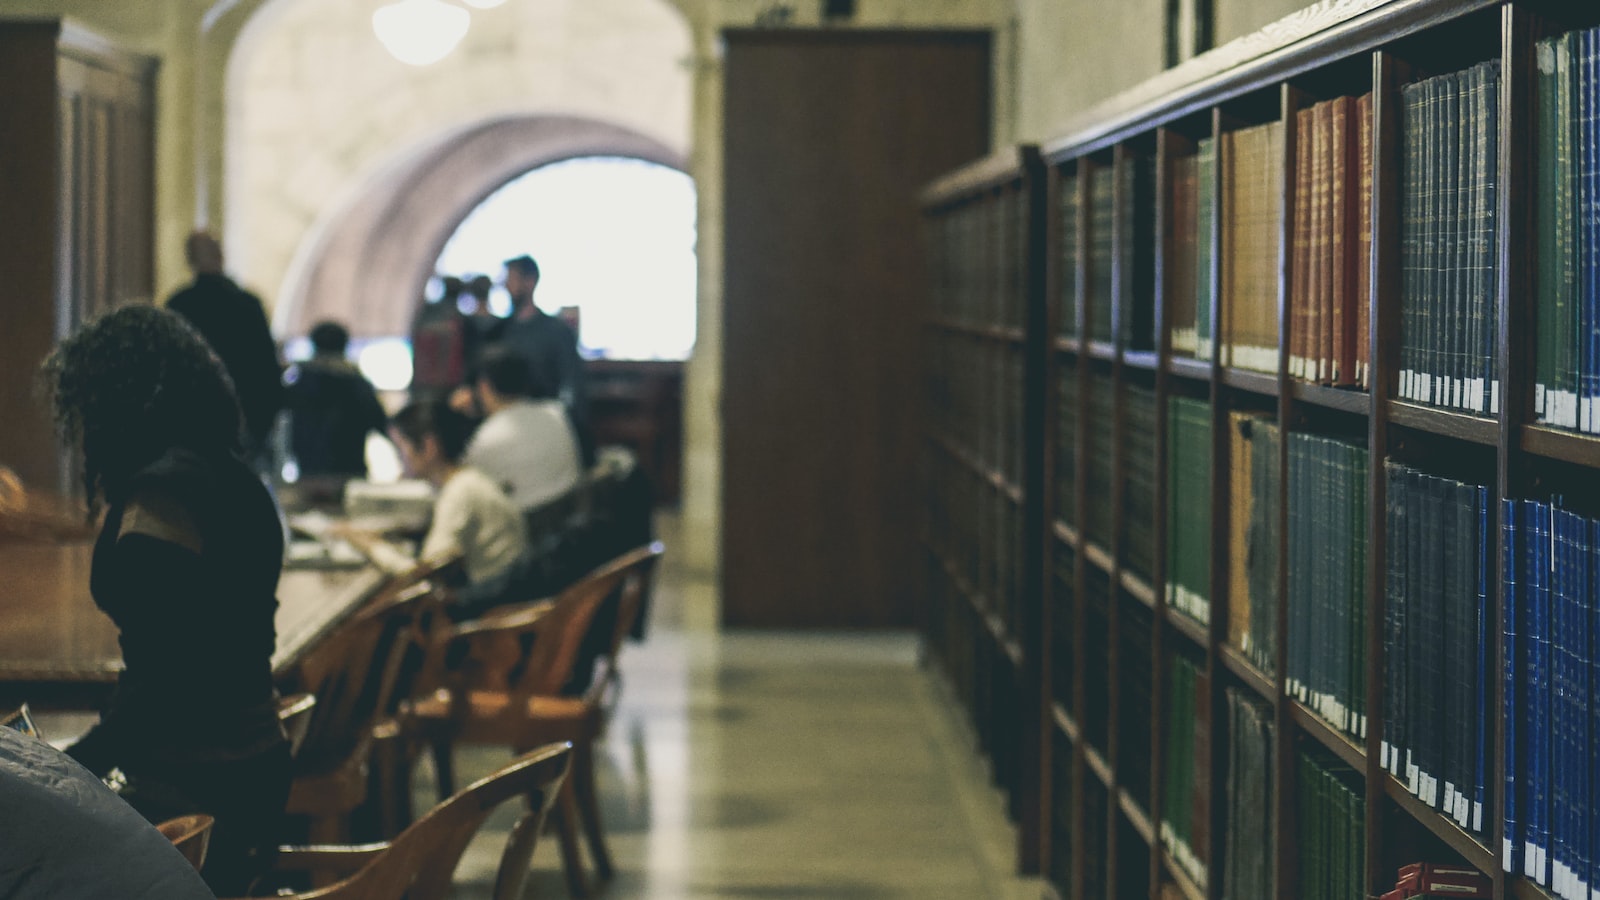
[[0, 539, 390, 709]]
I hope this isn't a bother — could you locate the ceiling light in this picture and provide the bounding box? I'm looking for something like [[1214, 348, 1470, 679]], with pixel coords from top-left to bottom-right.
[[372, 0, 471, 66]]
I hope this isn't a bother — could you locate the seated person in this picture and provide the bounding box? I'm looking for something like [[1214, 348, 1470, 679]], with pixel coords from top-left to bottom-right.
[[0, 724, 215, 900], [463, 346, 583, 514], [389, 398, 528, 595], [43, 306, 291, 895], [285, 320, 388, 480]]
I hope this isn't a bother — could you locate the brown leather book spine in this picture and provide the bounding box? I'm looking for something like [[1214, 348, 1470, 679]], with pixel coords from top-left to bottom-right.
[[1293, 107, 1315, 380], [1329, 97, 1349, 385], [1315, 99, 1336, 385], [1357, 91, 1374, 389]]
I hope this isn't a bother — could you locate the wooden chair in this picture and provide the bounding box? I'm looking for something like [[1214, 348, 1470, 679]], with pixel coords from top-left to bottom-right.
[[402, 543, 664, 897], [156, 814, 215, 872], [283, 578, 446, 843], [276, 692, 317, 759], [224, 742, 571, 900]]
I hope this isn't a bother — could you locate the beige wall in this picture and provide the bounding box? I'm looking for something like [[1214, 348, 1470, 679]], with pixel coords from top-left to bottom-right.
[[1, 0, 1321, 582], [227, 0, 694, 322]]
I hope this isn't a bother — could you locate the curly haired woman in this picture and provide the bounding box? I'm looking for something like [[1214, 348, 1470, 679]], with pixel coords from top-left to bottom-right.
[[43, 305, 291, 894]]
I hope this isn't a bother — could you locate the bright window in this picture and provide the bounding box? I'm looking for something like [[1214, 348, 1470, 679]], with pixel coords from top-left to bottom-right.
[[433, 156, 698, 361]]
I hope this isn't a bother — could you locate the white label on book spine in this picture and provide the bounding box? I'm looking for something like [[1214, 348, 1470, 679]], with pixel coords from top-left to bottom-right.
[[1538, 384, 1547, 415], [1505, 838, 1514, 873], [1473, 800, 1482, 833]]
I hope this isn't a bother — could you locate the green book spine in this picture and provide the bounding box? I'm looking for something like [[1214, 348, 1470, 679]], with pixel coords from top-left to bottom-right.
[[1556, 35, 1580, 428], [1197, 138, 1217, 361]]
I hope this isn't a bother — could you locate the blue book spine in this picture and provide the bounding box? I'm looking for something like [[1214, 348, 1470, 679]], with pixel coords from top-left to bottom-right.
[[1556, 508, 1568, 896], [1534, 500, 1551, 883], [1580, 512, 1593, 900], [1506, 497, 1520, 872], [1588, 517, 1600, 900]]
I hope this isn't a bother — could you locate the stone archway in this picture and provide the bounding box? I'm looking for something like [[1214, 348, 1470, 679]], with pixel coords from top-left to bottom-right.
[[276, 114, 686, 340]]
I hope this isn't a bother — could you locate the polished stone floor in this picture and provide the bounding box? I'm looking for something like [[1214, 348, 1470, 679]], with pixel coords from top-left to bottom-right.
[[435, 515, 1045, 899]]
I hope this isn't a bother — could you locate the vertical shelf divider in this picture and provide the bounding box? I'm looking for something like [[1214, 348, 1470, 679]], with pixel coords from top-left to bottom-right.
[[1149, 125, 1185, 900], [1495, 7, 1537, 898], [1275, 80, 1307, 900], [1203, 105, 1227, 900], [1070, 155, 1094, 900], [1368, 44, 1410, 897], [1020, 146, 1050, 877]]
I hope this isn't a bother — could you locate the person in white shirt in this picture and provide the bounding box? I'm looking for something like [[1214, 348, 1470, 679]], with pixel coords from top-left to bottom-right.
[[463, 346, 583, 514], [389, 398, 527, 586]]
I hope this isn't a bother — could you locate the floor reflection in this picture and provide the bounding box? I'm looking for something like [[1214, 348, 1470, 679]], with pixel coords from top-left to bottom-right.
[[429, 513, 1041, 899]]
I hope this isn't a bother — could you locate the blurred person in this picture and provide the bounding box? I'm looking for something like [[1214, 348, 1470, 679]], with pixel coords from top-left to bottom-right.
[[410, 275, 469, 400], [388, 398, 527, 590], [285, 320, 388, 480], [0, 724, 215, 900], [464, 346, 582, 514], [165, 231, 283, 466], [453, 255, 593, 465], [42, 305, 291, 895]]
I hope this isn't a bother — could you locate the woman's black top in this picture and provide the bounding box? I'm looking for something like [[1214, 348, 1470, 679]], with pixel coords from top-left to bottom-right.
[[66, 446, 290, 893]]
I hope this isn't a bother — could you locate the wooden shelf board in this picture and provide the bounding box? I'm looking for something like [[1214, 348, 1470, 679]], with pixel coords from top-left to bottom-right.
[[919, 146, 1027, 205], [1221, 366, 1280, 397], [1379, 773, 1496, 877], [925, 316, 1025, 344], [1052, 702, 1080, 743], [1160, 850, 1207, 900], [1167, 356, 1213, 382], [1388, 400, 1498, 445], [1289, 381, 1372, 415], [1054, 335, 1082, 355], [1163, 603, 1209, 651], [1041, 881, 1065, 900], [1084, 743, 1114, 787], [935, 554, 1020, 667], [1082, 540, 1114, 576], [1053, 519, 1080, 547], [1124, 349, 1159, 371], [1120, 570, 1157, 608], [1287, 700, 1366, 771], [1087, 340, 1118, 361], [1118, 789, 1156, 845], [1509, 876, 1558, 900], [933, 434, 1023, 501], [1522, 424, 1600, 468], [1218, 644, 1274, 702]]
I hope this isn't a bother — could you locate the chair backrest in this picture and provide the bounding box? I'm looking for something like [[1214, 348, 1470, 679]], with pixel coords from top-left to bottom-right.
[[290, 579, 443, 771], [276, 692, 317, 759], [583, 543, 664, 693], [156, 814, 215, 872], [288, 742, 571, 900]]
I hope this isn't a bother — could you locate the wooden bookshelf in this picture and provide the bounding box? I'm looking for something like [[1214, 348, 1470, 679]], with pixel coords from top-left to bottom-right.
[[918, 2, 1599, 898]]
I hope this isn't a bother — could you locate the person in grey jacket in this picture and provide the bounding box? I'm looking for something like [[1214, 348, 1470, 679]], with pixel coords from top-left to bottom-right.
[[0, 724, 215, 900]]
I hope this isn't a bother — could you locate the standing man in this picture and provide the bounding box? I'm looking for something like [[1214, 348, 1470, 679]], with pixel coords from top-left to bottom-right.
[[165, 231, 284, 467], [285, 320, 388, 480], [460, 254, 593, 466]]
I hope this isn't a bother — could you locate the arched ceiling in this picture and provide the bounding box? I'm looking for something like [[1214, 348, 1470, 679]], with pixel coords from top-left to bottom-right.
[[278, 114, 686, 340]]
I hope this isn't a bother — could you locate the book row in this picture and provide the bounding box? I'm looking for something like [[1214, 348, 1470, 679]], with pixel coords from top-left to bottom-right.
[[1534, 25, 1600, 435], [1502, 497, 1600, 900], [1381, 463, 1492, 840]]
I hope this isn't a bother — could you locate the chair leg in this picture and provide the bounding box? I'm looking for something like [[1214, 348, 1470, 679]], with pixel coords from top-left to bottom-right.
[[430, 737, 455, 803], [572, 742, 613, 881], [554, 781, 590, 899], [372, 735, 413, 839]]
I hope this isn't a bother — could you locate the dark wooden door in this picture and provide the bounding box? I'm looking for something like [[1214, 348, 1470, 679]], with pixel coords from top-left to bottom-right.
[[721, 30, 990, 627]]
